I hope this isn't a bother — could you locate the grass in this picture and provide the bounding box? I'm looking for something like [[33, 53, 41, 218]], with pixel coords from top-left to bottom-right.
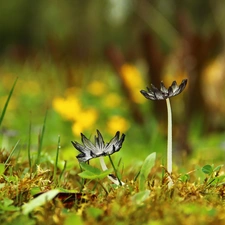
[[0, 59, 225, 225]]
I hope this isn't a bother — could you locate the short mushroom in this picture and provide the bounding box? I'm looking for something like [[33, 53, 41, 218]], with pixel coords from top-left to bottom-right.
[[71, 130, 125, 185]]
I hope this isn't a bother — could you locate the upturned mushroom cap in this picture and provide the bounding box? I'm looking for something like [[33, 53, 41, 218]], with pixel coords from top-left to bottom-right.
[[140, 79, 188, 100], [71, 130, 125, 162]]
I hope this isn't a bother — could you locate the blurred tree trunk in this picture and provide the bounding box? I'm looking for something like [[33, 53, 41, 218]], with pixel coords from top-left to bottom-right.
[[175, 9, 222, 154], [176, 9, 222, 127]]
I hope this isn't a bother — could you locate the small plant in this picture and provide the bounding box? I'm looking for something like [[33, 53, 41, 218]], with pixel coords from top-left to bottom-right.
[[139, 152, 156, 191], [201, 164, 225, 187], [131, 152, 156, 205], [71, 130, 125, 185], [140, 79, 188, 188]]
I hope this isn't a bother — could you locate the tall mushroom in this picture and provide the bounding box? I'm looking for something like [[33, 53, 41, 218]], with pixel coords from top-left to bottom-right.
[[140, 79, 188, 187]]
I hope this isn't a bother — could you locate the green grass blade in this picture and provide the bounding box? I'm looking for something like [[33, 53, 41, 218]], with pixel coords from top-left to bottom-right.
[[0, 163, 5, 176], [27, 120, 32, 170], [59, 160, 67, 184], [4, 140, 20, 165], [108, 155, 123, 186], [0, 77, 18, 127], [36, 109, 48, 165], [54, 135, 61, 185]]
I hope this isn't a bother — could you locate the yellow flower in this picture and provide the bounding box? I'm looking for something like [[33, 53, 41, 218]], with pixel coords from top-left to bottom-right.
[[72, 123, 84, 136], [0, 96, 17, 111], [52, 86, 99, 136], [52, 96, 81, 121], [104, 93, 122, 108], [107, 115, 130, 135], [202, 56, 225, 113], [87, 80, 106, 96], [72, 108, 98, 136], [120, 64, 145, 104], [19, 80, 41, 96]]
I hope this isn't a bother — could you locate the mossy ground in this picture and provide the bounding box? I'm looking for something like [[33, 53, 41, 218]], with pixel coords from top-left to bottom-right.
[[0, 60, 225, 225], [1, 153, 225, 225]]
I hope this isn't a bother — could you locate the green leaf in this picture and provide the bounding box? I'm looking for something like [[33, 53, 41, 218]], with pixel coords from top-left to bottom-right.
[[178, 174, 190, 183], [2, 198, 13, 207], [216, 175, 225, 184], [30, 187, 41, 196], [22, 189, 60, 215], [3, 175, 18, 183], [213, 165, 223, 172], [78, 168, 113, 180], [202, 165, 213, 175], [6, 215, 36, 225], [132, 190, 150, 205], [86, 207, 103, 219], [79, 162, 113, 180], [139, 152, 156, 191], [80, 162, 102, 175], [64, 214, 84, 225], [0, 198, 19, 212]]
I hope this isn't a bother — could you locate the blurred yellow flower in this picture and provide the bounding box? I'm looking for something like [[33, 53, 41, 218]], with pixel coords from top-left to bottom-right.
[[203, 58, 223, 84], [72, 123, 83, 136], [72, 108, 98, 136], [52, 96, 81, 121], [18, 80, 41, 96], [120, 64, 145, 104], [0, 96, 17, 111], [202, 56, 225, 113], [87, 80, 106, 96], [104, 93, 122, 108], [163, 71, 188, 87], [107, 115, 130, 135], [52, 87, 99, 136]]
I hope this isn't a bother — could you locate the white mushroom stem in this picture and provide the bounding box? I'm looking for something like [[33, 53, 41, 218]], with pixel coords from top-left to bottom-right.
[[99, 156, 124, 186], [99, 156, 108, 171], [166, 98, 174, 188]]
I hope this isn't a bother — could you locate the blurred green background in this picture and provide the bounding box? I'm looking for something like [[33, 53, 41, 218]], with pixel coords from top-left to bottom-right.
[[0, 0, 225, 169]]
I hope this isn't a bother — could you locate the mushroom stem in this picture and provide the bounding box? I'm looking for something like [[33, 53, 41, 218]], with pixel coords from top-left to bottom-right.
[[166, 98, 174, 188], [99, 156, 108, 171], [99, 156, 124, 186]]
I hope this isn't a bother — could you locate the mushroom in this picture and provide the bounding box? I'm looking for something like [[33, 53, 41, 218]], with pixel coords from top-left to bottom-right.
[[140, 79, 188, 188], [71, 130, 125, 185]]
